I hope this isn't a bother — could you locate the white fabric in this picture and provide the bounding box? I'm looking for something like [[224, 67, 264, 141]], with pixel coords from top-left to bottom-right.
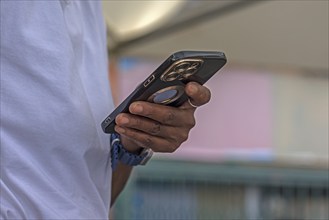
[[0, 1, 114, 219]]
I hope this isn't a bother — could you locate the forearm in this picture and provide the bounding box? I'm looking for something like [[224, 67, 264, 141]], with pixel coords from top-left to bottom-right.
[[110, 136, 141, 207], [111, 162, 133, 207]]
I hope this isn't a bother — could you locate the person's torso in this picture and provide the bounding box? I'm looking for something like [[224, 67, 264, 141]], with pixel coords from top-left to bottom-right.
[[0, 1, 114, 219]]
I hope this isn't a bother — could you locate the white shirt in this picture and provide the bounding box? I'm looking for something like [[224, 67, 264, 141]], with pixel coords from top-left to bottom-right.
[[0, 1, 114, 219]]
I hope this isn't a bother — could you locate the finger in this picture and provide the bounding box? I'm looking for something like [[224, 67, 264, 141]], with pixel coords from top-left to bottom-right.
[[128, 101, 195, 128], [180, 96, 201, 111], [115, 113, 171, 137], [114, 125, 180, 153], [185, 82, 211, 107], [179, 99, 197, 110]]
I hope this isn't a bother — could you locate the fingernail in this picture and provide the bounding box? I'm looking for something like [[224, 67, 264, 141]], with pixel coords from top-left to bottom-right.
[[189, 84, 198, 94], [131, 103, 143, 113]]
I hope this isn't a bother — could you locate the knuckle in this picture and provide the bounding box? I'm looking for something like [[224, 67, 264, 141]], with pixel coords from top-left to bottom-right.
[[170, 138, 182, 152], [143, 136, 154, 148], [181, 113, 196, 129], [180, 132, 189, 142], [168, 144, 178, 153], [164, 112, 175, 124], [149, 122, 161, 135], [188, 117, 196, 128]]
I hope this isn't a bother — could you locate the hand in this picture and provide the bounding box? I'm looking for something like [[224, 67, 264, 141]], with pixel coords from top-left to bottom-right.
[[114, 82, 211, 153]]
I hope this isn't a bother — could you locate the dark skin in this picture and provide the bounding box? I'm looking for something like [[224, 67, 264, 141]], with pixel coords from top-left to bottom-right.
[[110, 82, 211, 206]]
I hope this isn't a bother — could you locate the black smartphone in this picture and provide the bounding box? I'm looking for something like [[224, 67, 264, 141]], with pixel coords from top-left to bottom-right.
[[102, 50, 227, 133]]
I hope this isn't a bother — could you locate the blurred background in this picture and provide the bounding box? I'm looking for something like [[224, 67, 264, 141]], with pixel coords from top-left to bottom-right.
[[102, 1, 328, 219]]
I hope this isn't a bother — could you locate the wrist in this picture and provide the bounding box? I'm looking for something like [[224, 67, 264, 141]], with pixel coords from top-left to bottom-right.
[[110, 133, 153, 170]]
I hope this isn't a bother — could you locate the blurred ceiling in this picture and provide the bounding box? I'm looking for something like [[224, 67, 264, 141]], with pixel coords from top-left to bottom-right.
[[103, 0, 329, 71]]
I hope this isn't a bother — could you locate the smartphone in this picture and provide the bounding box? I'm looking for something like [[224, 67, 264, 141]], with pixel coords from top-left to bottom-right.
[[102, 50, 227, 133]]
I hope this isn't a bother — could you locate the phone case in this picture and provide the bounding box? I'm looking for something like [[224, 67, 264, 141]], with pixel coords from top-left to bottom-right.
[[102, 50, 227, 133]]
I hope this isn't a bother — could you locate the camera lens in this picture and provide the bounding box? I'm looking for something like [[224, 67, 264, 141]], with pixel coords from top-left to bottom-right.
[[183, 66, 198, 78], [163, 71, 179, 82], [174, 62, 190, 74]]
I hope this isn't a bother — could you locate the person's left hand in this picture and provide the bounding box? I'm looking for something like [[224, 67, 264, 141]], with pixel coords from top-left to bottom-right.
[[114, 82, 211, 153]]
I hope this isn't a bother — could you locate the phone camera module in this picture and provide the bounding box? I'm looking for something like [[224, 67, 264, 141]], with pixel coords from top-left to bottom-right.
[[174, 62, 190, 74], [161, 59, 203, 82]]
